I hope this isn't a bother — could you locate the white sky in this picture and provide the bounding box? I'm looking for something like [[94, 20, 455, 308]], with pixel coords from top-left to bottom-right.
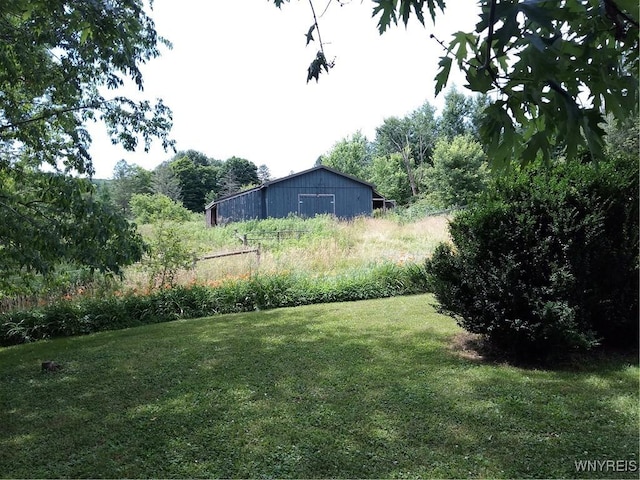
[[88, 0, 481, 179]]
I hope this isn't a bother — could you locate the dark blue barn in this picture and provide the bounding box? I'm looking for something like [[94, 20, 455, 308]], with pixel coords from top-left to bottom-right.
[[205, 165, 388, 226]]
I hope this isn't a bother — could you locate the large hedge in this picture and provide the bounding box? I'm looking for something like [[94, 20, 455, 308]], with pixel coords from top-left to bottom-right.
[[426, 156, 639, 360]]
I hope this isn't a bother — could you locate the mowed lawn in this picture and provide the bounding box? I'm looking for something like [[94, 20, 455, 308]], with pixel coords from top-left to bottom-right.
[[1, 295, 637, 479]]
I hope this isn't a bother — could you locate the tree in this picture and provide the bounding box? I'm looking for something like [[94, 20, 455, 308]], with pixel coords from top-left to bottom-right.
[[174, 149, 211, 167], [217, 157, 260, 197], [0, 0, 173, 174], [421, 135, 489, 208], [130, 193, 192, 224], [436, 87, 490, 143], [438, 87, 470, 140], [169, 151, 220, 212], [217, 171, 242, 198], [0, 0, 172, 277], [0, 169, 145, 286], [257, 164, 272, 183], [110, 160, 152, 215], [143, 221, 195, 289], [437, 86, 485, 140], [603, 115, 639, 162], [221, 157, 259, 188], [319, 131, 371, 179], [375, 101, 438, 196], [151, 162, 183, 202], [375, 117, 418, 196], [408, 101, 439, 166], [369, 153, 413, 205], [273, 0, 638, 167], [467, 94, 491, 142]]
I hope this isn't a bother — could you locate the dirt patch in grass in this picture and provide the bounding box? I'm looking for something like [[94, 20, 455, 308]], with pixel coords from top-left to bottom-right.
[[448, 331, 487, 362], [450, 330, 640, 372], [448, 331, 542, 367]]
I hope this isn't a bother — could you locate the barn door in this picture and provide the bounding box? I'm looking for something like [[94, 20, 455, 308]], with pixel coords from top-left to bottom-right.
[[298, 194, 335, 218]]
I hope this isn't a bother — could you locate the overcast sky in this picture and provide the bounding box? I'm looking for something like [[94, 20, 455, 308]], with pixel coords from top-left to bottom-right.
[[88, 0, 481, 179]]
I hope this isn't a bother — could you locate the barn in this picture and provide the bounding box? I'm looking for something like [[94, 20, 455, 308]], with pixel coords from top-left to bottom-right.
[[205, 165, 389, 226]]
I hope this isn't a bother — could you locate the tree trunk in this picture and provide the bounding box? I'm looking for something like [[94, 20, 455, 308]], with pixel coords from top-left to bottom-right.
[[401, 143, 419, 197]]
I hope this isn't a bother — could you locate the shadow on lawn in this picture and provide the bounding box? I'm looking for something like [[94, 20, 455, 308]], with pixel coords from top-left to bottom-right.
[[1, 302, 638, 479]]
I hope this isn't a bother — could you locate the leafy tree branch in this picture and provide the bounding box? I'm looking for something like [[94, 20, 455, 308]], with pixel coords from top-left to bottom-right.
[[273, 0, 639, 166], [0, 0, 172, 279]]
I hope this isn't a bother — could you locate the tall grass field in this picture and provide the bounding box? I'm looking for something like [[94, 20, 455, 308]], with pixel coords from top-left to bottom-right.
[[130, 214, 451, 288], [0, 214, 451, 313], [1, 214, 443, 346]]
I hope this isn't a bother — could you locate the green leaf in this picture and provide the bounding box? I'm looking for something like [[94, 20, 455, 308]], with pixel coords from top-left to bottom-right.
[[553, 87, 582, 160], [305, 24, 316, 46], [519, 0, 555, 30], [426, 0, 446, 22], [479, 102, 514, 169], [521, 131, 549, 165], [615, 0, 640, 22], [372, 0, 440, 33], [434, 56, 452, 95], [465, 67, 493, 93], [306, 51, 331, 83], [497, 54, 509, 72], [488, 1, 520, 50], [450, 31, 469, 63], [581, 110, 606, 161], [372, 0, 398, 34], [526, 33, 546, 53], [79, 28, 91, 45], [400, 0, 425, 27]]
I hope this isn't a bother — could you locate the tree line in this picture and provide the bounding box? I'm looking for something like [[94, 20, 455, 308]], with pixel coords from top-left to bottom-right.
[[103, 85, 489, 218], [102, 152, 272, 216], [318, 86, 489, 208]]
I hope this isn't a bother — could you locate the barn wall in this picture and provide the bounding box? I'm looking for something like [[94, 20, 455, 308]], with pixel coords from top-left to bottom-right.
[[205, 167, 378, 226], [265, 169, 372, 219], [215, 189, 264, 225], [205, 206, 214, 227]]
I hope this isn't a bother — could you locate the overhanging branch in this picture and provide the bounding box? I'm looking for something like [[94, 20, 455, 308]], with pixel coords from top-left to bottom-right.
[[0, 102, 101, 133]]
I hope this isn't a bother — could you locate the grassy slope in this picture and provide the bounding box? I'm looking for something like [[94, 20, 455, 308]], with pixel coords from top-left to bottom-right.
[[1, 295, 638, 479]]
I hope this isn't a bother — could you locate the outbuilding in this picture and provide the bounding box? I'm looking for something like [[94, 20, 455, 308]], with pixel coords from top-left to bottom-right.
[[205, 165, 389, 226]]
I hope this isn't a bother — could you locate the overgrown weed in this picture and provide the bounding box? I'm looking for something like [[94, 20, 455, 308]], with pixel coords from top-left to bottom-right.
[[0, 214, 451, 314]]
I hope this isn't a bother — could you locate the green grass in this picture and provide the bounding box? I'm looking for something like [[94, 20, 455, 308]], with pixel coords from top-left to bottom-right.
[[1, 295, 638, 478]]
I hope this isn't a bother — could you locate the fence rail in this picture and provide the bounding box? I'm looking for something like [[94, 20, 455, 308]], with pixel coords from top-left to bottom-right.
[[235, 230, 310, 246], [198, 247, 260, 262]]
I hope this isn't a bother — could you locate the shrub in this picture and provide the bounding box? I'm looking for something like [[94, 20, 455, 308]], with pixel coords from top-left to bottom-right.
[[420, 134, 489, 209], [425, 156, 639, 360], [130, 193, 193, 224], [143, 222, 197, 288]]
